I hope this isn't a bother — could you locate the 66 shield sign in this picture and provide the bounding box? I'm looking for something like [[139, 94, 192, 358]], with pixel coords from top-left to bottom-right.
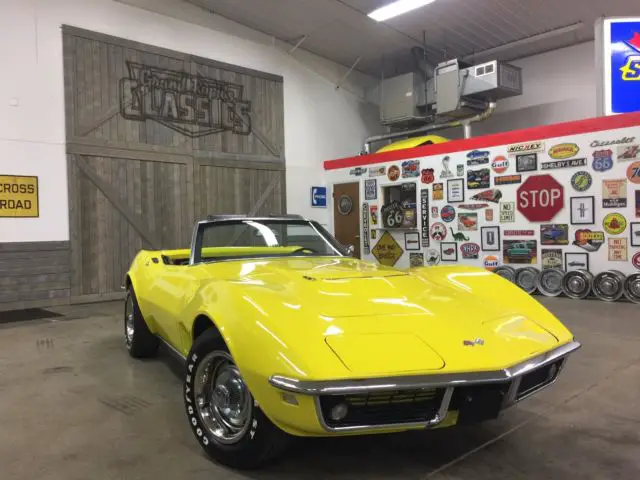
[[517, 174, 564, 222]]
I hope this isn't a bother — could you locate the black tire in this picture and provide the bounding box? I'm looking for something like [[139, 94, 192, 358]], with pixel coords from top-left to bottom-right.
[[124, 287, 159, 358], [184, 329, 289, 469]]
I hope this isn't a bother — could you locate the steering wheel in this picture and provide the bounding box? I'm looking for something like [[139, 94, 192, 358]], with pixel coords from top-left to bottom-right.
[[289, 247, 318, 254]]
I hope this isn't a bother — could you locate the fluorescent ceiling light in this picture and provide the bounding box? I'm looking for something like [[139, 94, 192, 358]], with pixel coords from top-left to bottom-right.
[[368, 0, 436, 22]]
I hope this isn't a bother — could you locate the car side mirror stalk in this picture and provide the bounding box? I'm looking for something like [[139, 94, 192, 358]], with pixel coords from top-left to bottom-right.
[[345, 245, 355, 257]]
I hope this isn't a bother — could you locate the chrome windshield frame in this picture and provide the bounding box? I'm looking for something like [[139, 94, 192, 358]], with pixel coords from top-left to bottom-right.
[[189, 216, 346, 266]]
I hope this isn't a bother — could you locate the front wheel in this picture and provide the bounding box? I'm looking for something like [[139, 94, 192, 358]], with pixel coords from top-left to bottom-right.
[[124, 287, 159, 358], [184, 330, 289, 469]]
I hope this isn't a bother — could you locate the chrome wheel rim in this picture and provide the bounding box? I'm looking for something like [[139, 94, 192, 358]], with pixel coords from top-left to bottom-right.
[[593, 271, 624, 301], [537, 269, 564, 296], [561, 270, 593, 299], [125, 294, 135, 347], [515, 267, 539, 293], [624, 274, 640, 303], [194, 352, 252, 444], [494, 266, 516, 282]]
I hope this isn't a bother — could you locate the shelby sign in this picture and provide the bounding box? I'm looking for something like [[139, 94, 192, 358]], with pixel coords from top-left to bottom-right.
[[120, 62, 252, 137], [517, 174, 564, 222]]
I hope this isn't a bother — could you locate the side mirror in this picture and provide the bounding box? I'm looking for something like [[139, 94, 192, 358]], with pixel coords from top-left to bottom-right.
[[345, 245, 355, 257]]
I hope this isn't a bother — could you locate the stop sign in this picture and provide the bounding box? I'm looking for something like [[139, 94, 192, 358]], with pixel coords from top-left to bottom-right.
[[517, 174, 564, 222]]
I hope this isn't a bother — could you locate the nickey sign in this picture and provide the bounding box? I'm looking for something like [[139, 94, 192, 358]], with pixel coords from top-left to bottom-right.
[[120, 62, 252, 137]]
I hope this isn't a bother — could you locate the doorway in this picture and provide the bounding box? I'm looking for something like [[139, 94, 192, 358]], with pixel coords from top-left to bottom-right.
[[332, 182, 361, 259]]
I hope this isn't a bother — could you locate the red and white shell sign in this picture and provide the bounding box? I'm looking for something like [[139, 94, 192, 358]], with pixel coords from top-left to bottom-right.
[[491, 156, 509, 174], [517, 174, 564, 222]]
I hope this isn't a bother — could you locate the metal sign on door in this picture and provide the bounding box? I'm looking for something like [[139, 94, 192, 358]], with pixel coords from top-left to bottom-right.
[[517, 174, 564, 222], [362, 202, 370, 254]]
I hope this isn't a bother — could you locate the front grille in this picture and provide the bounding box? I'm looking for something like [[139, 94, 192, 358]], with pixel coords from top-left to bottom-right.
[[517, 359, 564, 399], [449, 382, 510, 425], [319, 388, 444, 428]]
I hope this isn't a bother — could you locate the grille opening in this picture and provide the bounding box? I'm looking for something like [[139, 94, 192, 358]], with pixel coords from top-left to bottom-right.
[[517, 359, 564, 399], [319, 388, 444, 428], [449, 382, 510, 425]]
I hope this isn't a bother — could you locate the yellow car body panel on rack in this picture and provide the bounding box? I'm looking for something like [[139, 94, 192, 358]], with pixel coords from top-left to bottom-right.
[[375, 134, 449, 153]]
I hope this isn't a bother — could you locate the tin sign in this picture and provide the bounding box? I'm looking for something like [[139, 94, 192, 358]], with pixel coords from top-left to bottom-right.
[[362, 202, 370, 254], [507, 141, 544, 155], [608, 238, 628, 261], [364, 179, 377, 200], [602, 179, 627, 207], [500, 202, 516, 223], [421, 189, 430, 247]]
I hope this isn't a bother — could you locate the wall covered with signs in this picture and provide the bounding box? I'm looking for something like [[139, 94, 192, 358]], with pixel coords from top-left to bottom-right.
[[325, 112, 640, 282]]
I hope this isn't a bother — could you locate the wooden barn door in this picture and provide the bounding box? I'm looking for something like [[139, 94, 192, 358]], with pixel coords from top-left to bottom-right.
[[63, 27, 285, 301]]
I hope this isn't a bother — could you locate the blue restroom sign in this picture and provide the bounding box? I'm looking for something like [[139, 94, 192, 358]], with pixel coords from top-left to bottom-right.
[[311, 186, 327, 207], [597, 18, 640, 115]]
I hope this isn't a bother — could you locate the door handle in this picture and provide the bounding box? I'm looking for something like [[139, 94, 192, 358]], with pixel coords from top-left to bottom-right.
[[354, 235, 360, 238]]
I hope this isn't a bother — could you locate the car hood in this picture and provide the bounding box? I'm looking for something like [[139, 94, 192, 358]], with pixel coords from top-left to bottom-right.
[[215, 257, 564, 376]]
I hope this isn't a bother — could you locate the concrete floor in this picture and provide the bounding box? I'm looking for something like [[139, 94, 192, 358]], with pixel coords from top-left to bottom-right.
[[0, 298, 639, 479]]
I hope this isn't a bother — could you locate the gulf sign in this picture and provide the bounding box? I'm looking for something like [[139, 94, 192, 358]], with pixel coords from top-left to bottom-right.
[[597, 18, 640, 115]]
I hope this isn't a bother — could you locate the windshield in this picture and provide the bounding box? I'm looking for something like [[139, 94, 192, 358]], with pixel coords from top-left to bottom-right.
[[195, 219, 345, 263]]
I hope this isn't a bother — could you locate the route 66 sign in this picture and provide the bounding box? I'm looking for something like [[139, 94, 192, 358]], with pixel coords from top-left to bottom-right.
[[592, 150, 614, 172]]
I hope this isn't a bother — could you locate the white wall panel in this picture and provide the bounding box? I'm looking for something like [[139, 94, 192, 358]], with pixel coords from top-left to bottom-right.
[[0, 0, 377, 241]]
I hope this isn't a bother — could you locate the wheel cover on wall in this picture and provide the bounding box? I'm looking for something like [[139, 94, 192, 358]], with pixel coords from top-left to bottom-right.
[[537, 268, 564, 296], [337, 195, 353, 215], [561, 270, 593, 299], [592, 270, 626, 302], [514, 267, 540, 294], [623, 273, 640, 304], [493, 266, 516, 283]]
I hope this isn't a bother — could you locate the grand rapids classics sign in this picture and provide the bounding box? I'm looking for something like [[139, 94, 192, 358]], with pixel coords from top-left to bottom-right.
[[120, 62, 252, 137]]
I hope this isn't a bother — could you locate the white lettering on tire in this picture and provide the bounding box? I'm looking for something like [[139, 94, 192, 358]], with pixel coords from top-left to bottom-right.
[[250, 418, 258, 440]]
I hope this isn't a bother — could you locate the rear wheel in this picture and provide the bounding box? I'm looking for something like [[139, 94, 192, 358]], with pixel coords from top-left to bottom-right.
[[124, 287, 159, 358], [184, 329, 289, 469]]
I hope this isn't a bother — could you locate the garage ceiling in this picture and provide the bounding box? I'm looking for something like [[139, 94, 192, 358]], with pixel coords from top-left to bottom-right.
[[186, 0, 640, 76]]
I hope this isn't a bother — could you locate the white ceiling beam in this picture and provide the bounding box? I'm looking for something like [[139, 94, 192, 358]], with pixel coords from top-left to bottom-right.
[[462, 22, 585, 62]]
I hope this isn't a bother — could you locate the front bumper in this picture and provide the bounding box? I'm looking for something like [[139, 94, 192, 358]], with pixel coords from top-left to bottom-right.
[[268, 341, 581, 433]]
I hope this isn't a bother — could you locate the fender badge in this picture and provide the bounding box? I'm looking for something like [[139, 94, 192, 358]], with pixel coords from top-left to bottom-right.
[[463, 338, 485, 346]]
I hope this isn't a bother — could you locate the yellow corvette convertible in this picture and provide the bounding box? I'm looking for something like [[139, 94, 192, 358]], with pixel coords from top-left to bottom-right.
[[124, 215, 580, 469]]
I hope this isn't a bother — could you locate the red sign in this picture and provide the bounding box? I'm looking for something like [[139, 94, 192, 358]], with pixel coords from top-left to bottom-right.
[[517, 174, 564, 222], [504, 230, 535, 236], [633, 252, 640, 270]]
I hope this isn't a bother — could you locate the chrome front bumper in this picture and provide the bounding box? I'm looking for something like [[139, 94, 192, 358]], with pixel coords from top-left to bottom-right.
[[269, 341, 581, 432]]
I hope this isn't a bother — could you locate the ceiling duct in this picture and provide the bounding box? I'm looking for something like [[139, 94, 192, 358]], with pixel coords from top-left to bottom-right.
[[411, 46, 435, 80], [378, 57, 522, 129]]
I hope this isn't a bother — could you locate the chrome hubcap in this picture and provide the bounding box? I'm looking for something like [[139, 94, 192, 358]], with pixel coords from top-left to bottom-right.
[[629, 279, 640, 296], [125, 295, 135, 347], [520, 272, 536, 288], [599, 278, 617, 295], [194, 352, 251, 444], [568, 276, 586, 292]]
